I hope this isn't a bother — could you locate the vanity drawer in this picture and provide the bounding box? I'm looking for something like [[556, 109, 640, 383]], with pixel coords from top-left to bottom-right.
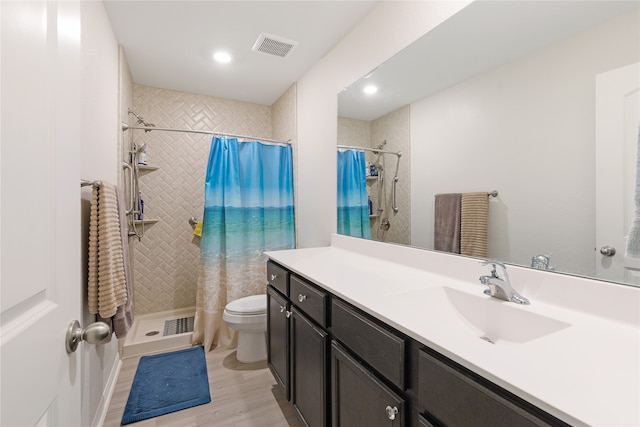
[[418, 347, 568, 427], [290, 275, 328, 327], [267, 260, 289, 296], [331, 299, 405, 389]]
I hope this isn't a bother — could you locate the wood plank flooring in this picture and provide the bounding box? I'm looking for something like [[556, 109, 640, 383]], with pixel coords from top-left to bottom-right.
[[103, 347, 304, 427]]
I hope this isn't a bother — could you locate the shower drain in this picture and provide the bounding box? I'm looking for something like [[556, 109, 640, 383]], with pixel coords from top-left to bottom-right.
[[163, 316, 195, 336]]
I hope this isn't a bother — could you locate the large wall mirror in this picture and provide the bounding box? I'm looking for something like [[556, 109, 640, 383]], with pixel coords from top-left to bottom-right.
[[337, 1, 640, 287]]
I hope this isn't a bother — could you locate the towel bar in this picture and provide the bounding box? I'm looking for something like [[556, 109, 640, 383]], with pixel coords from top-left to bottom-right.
[[81, 179, 101, 188]]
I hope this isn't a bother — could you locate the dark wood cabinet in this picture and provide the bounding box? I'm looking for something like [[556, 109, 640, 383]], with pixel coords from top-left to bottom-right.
[[332, 341, 406, 427], [332, 299, 406, 389], [418, 347, 569, 427], [266, 271, 329, 427], [291, 307, 329, 427], [266, 261, 570, 427], [267, 286, 290, 400]]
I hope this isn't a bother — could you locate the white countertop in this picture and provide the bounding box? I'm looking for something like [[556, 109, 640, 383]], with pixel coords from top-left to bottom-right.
[[265, 235, 640, 427]]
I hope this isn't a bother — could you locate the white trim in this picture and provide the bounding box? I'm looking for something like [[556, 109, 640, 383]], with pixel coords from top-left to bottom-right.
[[92, 355, 122, 427]]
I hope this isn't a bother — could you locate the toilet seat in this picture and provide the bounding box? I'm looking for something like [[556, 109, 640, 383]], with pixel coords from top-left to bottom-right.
[[224, 294, 266, 315]]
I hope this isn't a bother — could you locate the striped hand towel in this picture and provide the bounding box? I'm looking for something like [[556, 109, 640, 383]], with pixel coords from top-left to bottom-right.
[[461, 192, 489, 258]]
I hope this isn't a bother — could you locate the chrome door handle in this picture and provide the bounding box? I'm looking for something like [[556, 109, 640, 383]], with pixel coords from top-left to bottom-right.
[[65, 320, 111, 353], [600, 245, 616, 257]]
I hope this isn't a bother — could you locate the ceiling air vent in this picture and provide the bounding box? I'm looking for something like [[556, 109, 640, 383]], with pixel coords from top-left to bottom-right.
[[252, 33, 298, 58]]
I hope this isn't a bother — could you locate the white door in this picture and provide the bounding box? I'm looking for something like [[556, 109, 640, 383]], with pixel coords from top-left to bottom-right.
[[595, 62, 640, 285], [1, 2, 82, 425]]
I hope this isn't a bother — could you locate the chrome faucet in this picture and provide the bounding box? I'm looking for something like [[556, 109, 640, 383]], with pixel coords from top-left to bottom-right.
[[479, 260, 530, 304]]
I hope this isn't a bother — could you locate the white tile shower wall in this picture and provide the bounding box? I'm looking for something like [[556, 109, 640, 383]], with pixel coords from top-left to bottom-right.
[[271, 84, 298, 245], [337, 106, 411, 246], [131, 85, 273, 315], [371, 105, 410, 245]]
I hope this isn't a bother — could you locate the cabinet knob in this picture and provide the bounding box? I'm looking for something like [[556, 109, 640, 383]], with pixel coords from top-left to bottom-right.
[[298, 294, 307, 303], [385, 405, 399, 421], [270, 273, 277, 281], [285, 310, 292, 318], [279, 305, 286, 313]]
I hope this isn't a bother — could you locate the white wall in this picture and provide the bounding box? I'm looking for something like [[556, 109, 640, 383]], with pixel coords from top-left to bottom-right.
[[296, 1, 472, 248], [79, 2, 121, 426], [410, 10, 639, 277]]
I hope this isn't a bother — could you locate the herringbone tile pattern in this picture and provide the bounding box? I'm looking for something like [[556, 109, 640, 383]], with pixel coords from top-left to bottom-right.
[[337, 106, 411, 246], [130, 85, 273, 315], [371, 105, 411, 245]]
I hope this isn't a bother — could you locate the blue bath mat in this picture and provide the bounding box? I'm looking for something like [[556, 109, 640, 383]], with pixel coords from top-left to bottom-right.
[[121, 346, 211, 424]]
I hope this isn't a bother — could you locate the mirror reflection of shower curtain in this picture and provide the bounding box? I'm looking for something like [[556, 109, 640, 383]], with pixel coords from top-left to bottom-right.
[[337, 149, 372, 239], [193, 136, 295, 352]]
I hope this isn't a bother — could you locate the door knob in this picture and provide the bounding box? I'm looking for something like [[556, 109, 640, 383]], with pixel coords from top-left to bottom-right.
[[65, 320, 111, 353], [600, 245, 616, 257]]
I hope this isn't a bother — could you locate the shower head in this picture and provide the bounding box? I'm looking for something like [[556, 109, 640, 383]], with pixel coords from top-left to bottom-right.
[[376, 140, 387, 150], [128, 109, 156, 131], [372, 139, 387, 155]]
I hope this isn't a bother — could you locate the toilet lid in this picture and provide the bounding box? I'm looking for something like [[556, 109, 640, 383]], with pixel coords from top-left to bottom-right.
[[225, 294, 267, 315]]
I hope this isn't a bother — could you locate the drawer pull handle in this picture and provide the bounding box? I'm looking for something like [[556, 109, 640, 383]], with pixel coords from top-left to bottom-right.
[[285, 310, 292, 318], [270, 274, 277, 281], [385, 405, 398, 421], [298, 294, 307, 303]]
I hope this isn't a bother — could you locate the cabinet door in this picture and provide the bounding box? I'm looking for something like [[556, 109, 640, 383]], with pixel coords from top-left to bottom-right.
[[267, 286, 290, 400], [291, 307, 329, 427], [332, 341, 406, 427]]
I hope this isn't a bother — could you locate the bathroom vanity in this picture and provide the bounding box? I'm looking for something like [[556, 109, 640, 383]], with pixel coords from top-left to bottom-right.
[[265, 234, 640, 427]]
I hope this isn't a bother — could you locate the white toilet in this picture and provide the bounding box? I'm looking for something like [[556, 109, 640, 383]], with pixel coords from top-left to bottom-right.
[[223, 294, 267, 363]]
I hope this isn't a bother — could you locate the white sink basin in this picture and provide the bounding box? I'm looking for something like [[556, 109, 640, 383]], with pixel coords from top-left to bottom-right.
[[440, 287, 571, 344], [393, 286, 571, 344]]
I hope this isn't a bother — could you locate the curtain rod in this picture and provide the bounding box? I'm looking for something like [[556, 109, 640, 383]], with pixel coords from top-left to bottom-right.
[[337, 144, 401, 157], [122, 123, 291, 145]]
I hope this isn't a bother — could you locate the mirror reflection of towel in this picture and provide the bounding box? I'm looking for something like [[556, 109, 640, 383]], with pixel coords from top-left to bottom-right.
[[434, 193, 461, 254], [461, 192, 489, 258]]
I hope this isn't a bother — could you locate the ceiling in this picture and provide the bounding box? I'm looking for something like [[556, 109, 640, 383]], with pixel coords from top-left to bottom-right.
[[103, 1, 377, 106], [339, 0, 640, 121]]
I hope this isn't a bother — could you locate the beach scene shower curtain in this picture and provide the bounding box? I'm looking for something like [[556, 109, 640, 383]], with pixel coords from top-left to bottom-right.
[[193, 136, 295, 351], [337, 149, 371, 239]]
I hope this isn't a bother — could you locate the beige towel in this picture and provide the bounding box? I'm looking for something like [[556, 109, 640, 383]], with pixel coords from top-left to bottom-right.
[[460, 192, 489, 258], [88, 183, 128, 318]]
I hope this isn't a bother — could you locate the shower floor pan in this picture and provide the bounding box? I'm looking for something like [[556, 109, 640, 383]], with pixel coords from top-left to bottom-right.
[[122, 307, 195, 359]]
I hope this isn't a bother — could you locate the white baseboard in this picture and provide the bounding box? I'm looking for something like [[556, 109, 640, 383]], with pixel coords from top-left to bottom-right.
[[92, 354, 122, 427]]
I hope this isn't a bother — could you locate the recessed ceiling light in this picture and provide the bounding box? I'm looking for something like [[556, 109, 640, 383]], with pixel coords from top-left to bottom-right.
[[213, 51, 232, 64], [363, 85, 378, 95]]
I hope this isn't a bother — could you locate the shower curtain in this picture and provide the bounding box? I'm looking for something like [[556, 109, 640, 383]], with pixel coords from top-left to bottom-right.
[[337, 149, 371, 239], [193, 136, 295, 351]]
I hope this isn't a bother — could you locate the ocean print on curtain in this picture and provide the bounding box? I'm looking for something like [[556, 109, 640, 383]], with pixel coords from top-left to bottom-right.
[[193, 136, 295, 351], [337, 149, 372, 239]]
